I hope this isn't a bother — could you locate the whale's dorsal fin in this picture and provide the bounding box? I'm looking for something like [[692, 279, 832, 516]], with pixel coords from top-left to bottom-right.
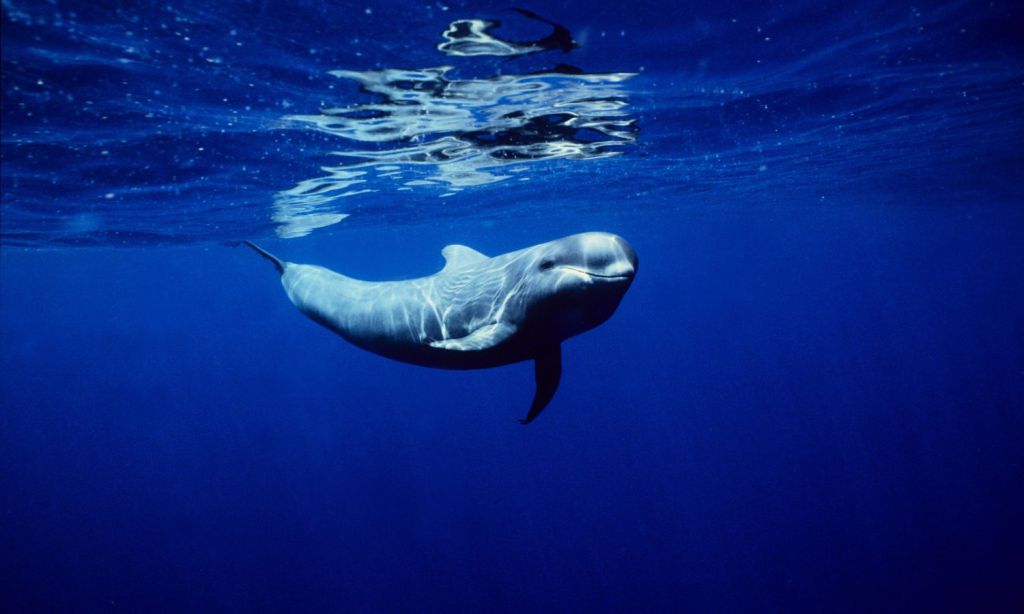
[[428, 322, 516, 351], [441, 244, 487, 271]]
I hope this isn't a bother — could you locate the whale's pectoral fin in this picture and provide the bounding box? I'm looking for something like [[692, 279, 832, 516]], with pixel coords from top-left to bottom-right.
[[520, 344, 562, 425], [428, 322, 516, 351]]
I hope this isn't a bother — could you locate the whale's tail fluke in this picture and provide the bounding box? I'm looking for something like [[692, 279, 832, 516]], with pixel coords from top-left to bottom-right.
[[244, 241, 284, 274]]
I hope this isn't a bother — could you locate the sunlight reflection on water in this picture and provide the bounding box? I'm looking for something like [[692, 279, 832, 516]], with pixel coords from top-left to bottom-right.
[[273, 67, 636, 238]]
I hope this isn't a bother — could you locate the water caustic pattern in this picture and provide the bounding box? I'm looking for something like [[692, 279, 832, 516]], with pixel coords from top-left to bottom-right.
[[278, 232, 636, 364], [272, 10, 635, 238]]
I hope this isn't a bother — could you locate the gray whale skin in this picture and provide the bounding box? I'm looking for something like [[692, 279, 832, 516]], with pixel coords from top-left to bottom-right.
[[246, 232, 638, 424]]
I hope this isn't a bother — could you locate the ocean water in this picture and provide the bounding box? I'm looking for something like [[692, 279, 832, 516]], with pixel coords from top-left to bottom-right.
[[2, 0, 1023, 610]]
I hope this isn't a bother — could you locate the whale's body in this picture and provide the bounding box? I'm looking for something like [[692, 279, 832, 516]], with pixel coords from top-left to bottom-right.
[[247, 232, 637, 423]]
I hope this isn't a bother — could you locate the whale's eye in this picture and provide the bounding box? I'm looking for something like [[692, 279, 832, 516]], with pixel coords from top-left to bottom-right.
[[539, 259, 555, 271]]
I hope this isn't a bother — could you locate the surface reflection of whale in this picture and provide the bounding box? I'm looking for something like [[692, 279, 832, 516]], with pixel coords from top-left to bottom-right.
[[438, 8, 577, 57], [272, 9, 638, 240], [246, 233, 638, 424]]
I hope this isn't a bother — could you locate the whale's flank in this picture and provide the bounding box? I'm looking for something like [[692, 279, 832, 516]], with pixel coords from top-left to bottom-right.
[[245, 232, 637, 424]]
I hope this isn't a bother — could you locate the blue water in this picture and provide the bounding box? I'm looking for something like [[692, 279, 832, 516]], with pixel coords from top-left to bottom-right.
[[3, 0, 1024, 610]]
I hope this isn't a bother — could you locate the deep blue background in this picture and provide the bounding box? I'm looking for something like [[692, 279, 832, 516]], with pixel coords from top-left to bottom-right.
[[3, 0, 1024, 611], [4, 206, 1023, 611]]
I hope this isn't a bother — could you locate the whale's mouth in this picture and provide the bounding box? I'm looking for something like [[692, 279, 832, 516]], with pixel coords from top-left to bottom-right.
[[559, 266, 633, 281]]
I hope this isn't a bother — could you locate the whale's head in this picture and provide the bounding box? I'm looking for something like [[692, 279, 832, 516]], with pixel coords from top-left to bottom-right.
[[521, 232, 638, 340]]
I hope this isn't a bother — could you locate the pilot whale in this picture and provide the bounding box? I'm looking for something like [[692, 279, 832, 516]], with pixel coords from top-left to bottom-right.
[[245, 232, 638, 424]]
